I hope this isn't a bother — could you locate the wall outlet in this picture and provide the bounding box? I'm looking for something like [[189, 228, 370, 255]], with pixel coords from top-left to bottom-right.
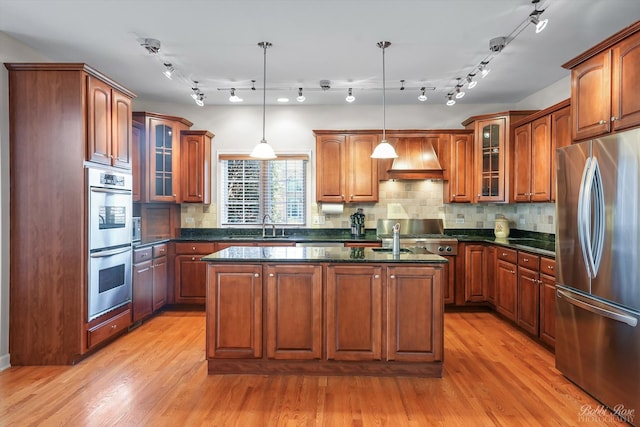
[[519, 218, 526, 225], [456, 218, 465, 223], [312, 215, 326, 225], [185, 217, 195, 225]]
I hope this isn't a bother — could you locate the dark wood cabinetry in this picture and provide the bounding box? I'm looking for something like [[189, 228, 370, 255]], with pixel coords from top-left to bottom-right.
[[174, 242, 216, 304], [87, 76, 133, 169], [266, 264, 323, 360], [206, 264, 263, 359], [314, 131, 379, 203], [207, 261, 444, 376], [387, 266, 443, 362], [564, 22, 640, 140], [326, 265, 382, 361], [132, 112, 193, 203], [539, 257, 557, 348], [512, 100, 571, 203], [132, 243, 168, 322], [495, 248, 518, 322], [180, 130, 213, 204], [5, 63, 135, 365], [517, 252, 540, 336], [445, 132, 474, 203], [464, 244, 488, 302]]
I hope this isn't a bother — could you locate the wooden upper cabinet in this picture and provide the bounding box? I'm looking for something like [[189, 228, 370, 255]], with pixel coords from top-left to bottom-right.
[[315, 131, 378, 203], [133, 112, 193, 203], [87, 76, 133, 169], [132, 121, 144, 202], [513, 123, 532, 202], [511, 99, 570, 203], [180, 130, 213, 204], [564, 21, 640, 140], [446, 133, 474, 203]]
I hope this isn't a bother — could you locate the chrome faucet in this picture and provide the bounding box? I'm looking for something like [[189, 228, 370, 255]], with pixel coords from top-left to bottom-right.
[[262, 214, 276, 237]]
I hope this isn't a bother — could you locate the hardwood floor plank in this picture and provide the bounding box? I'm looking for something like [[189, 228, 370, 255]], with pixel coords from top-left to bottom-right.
[[0, 309, 625, 426]]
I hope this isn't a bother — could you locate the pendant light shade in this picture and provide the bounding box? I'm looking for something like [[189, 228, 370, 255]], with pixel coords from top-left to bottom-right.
[[250, 41, 277, 159], [371, 41, 398, 159]]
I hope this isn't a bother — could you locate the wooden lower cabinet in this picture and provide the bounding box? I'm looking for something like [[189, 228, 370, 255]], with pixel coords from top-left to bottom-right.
[[266, 264, 322, 360], [496, 257, 518, 322], [442, 256, 455, 305], [517, 266, 540, 335], [464, 244, 487, 302], [132, 243, 167, 322], [485, 246, 497, 305], [207, 264, 263, 359], [539, 257, 557, 348], [174, 242, 216, 304], [326, 265, 383, 361], [206, 262, 444, 377], [387, 266, 443, 362]]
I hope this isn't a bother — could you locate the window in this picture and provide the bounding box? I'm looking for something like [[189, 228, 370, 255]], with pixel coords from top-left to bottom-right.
[[220, 155, 307, 226]]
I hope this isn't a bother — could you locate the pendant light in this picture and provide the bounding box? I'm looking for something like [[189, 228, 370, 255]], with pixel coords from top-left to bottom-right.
[[250, 41, 277, 159], [371, 41, 398, 159]]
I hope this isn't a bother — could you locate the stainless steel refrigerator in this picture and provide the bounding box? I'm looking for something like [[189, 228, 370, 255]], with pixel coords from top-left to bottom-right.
[[556, 128, 640, 424]]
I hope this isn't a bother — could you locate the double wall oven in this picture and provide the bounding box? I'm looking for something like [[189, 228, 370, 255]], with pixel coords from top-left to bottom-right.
[[87, 167, 133, 321]]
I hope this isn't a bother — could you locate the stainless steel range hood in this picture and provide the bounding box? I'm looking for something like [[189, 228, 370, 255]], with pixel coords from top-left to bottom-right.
[[379, 135, 444, 180]]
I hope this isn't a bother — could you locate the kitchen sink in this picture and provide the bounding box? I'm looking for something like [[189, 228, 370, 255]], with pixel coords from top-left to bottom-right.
[[371, 247, 413, 253]]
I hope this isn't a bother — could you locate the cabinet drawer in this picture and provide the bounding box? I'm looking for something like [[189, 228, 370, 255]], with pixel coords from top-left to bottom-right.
[[518, 252, 540, 270], [175, 242, 216, 254], [87, 309, 131, 348], [153, 243, 168, 258], [133, 247, 152, 264], [540, 257, 556, 277], [496, 247, 517, 263]]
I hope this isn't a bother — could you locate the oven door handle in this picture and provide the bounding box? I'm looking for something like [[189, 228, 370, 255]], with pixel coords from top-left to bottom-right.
[[90, 187, 132, 196], [90, 246, 132, 258]]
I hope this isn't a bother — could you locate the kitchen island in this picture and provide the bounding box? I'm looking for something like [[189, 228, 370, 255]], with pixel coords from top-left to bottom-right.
[[202, 246, 447, 377]]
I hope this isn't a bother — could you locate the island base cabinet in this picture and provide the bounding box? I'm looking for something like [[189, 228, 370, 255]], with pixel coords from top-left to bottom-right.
[[266, 264, 322, 360], [387, 267, 443, 363], [206, 264, 262, 359], [326, 265, 382, 361]]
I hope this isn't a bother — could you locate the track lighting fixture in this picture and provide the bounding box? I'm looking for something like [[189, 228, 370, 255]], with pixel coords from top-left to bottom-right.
[[345, 88, 355, 103], [140, 38, 161, 54], [162, 63, 174, 79], [400, 80, 405, 91], [454, 78, 465, 99], [195, 93, 205, 107], [250, 41, 277, 160], [371, 41, 398, 159], [296, 88, 306, 102], [479, 62, 491, 78], [228, 88, 243, 103], [466, 74, 477, 89], [446, 94, 456, 106], [530, 0, 548, 33], [418, 87, 427, 102]]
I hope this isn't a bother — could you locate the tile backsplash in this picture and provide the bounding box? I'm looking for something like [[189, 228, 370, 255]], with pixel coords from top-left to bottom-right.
[[181, 180, 556, 234]]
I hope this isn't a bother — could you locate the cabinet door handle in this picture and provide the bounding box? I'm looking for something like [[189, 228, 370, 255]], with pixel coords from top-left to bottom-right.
[[198, 194, 202, 197], [389, 275, 394, 279], [511, 270, 516, 274], [523, 258, 529, 262], [611, 116, 618, 122], [111, 324, 117, 329], [599, 119, 607, 125], [192, 246, 196, 250], [530, 277, 537, 283], [374, 274, 380, 279], [191, 257, 196, 261], [254, 273, 259, 277], [269, 273, 274, 277], [547, 265, 554, 270], [538, 279, 543, 284], [502, 252, 508, 257]]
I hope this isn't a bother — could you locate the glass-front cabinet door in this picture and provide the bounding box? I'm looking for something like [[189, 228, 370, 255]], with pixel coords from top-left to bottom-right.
[[149, 118, 178, 202], [475, 118, 505, 202]]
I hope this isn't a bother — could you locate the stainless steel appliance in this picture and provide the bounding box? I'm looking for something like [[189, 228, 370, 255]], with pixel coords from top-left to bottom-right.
[[555, 128, 640, 424], [377, 218, 458, 256], [87, 167, 133, 321]]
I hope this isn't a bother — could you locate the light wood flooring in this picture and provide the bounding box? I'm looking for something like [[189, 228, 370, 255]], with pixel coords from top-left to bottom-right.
[[0, 309, 626, 426]]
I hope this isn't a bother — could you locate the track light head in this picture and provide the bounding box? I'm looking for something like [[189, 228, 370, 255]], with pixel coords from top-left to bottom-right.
[[418, 87, 427, 102], [297, 88, 306, 102], [346, 88, 355, 103], [446, 94, 456, 106]]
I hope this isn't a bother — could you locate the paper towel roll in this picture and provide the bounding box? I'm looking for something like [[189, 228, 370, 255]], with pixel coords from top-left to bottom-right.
[[320, 203, 344, 215]]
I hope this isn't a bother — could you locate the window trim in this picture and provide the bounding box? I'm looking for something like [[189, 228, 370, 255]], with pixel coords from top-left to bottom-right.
[[216, 150, 313, 228]]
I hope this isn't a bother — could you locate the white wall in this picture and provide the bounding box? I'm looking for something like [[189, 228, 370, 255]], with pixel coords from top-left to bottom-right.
[[0, 32, 50, 370], [0, 31, 569, 370]]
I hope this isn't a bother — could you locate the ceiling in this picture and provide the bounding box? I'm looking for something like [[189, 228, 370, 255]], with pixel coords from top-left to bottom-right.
[[1, 0, 638, 106]]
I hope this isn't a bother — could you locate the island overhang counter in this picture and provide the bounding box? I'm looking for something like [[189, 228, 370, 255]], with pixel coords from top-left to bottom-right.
[[202, 246, 447, 377]]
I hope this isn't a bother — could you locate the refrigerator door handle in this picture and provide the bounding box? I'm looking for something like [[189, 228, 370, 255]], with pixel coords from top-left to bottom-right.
[[578, 156, 605, 279], [557, 288, 638, 327]]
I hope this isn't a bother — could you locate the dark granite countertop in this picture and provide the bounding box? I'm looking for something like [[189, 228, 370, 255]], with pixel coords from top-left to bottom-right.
[[201, 246, 448, 264], [132, 238, 171, 249], [447, 231, 555, 257]]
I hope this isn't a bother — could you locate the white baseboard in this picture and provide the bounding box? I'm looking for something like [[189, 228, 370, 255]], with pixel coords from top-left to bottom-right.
[[0, 353, 10, 371]]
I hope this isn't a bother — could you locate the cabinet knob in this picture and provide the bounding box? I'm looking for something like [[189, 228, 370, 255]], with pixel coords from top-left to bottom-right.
[[502, 253, 507, 257], [198, 194, 202, 197], [374, 274, 380, 279], [538, 279, 543, 284], [530, 277, 537, 283], [254, 273, 259, 277], [547, 265, 554, 270], [523, 258, 529, 262], [111, 325, 117, 329], [192, 247, 196, 250], [191, 257, 196, 261], [511, 270, 516, 274], [269, 273, 274, 277], [599, 119, 607, 125], [611, 116, 618, 122], [389, 275, 395, 279]]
